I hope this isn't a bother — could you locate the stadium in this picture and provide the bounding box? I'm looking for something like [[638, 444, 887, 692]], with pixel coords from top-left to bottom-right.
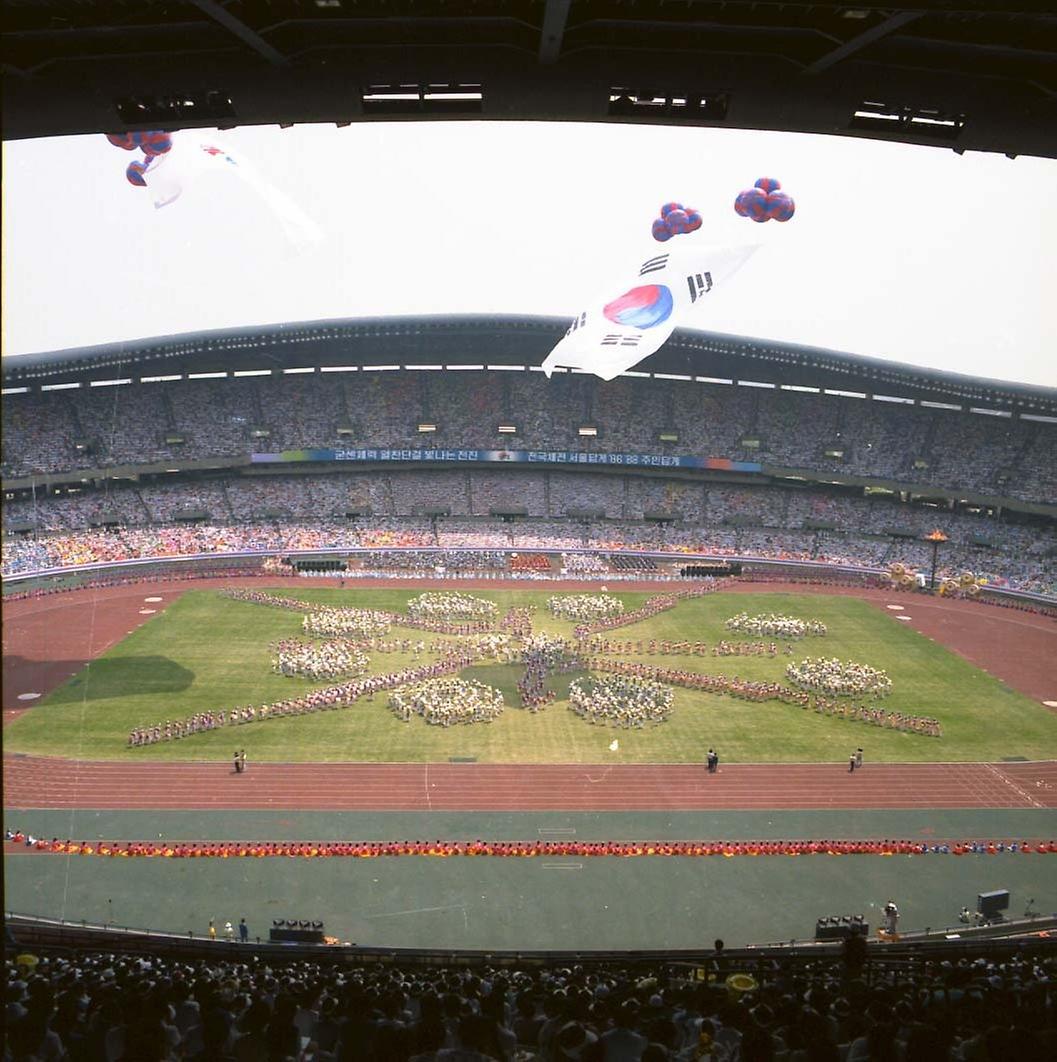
[[4, 3, 1057, 1060]]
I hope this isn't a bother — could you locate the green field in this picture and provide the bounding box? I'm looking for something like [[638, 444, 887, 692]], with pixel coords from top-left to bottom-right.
[[7, 587, 1056, 762]]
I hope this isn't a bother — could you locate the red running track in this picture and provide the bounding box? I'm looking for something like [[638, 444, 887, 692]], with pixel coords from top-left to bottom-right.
[[5, 757, 1057, 811]]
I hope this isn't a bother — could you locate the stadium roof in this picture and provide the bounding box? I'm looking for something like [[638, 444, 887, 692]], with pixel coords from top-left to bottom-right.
[[4, 315, 1056, 416], [3, 2, 1055, 158]]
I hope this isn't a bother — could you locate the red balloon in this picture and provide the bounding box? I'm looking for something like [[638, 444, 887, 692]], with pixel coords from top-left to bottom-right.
[[766, 191, 795, 222], [736, 188, 769, 222]]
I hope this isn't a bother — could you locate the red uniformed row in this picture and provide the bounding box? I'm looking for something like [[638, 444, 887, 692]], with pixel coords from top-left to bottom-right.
[[7, 834, 1057, 860]]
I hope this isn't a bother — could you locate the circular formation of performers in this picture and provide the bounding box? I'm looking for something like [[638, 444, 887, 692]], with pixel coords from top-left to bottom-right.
[[389, 677, 505, 726], [548, 593, 625, 621], [725, 612, 828, 638], [522, 633, 581, 670], [302, 608, 393, 638], [271, 639, 369, 681], [407, 591, 498, 623], [786, 656, 893, 698], [466, 632, 518, 661], [568, 673, 673, 728]]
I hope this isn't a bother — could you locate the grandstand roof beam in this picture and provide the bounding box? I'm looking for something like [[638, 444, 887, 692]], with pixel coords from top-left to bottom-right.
[[189, 0, 289, 67], [803, 10, 923, 76], [538, 0, 572, 65]]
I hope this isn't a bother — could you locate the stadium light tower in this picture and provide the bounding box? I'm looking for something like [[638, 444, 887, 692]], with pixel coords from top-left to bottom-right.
[[924, 529, 948, 591]]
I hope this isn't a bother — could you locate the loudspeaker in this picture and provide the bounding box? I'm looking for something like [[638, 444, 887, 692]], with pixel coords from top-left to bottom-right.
[[977, 890, 1009, 918], [270, 927, 324, 944], [814, 916, 868, 941]]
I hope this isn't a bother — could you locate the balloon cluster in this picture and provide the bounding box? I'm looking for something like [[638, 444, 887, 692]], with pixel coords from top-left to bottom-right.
[[886, 562, 919, 589], [106, 131, 173, 156], [651, 201, 703, 242], [9, 834, 1057, 860], [105, 131, 173, 187], [735, 177, 796, 223], [940, 572, 983, 598]]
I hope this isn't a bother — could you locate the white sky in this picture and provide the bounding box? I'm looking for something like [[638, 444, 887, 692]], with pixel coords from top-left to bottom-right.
[[3, 122, 1056, 387]]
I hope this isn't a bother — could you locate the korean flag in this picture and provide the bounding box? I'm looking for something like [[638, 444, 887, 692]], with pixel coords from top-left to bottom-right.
[[542, 243, 759, 380], [139, 132, 322, 252]]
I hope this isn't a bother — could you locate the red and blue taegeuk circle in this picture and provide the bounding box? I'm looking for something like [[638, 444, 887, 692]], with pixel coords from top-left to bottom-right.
[[602, 284, 675, 329]]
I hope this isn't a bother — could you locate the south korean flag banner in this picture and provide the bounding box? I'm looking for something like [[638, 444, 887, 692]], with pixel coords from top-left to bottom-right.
[[542, 243, 759, 380]]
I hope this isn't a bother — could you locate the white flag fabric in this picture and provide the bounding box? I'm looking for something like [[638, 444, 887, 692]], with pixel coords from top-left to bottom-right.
[[542, 242, 760, 380], [138, 134, 322, 251]]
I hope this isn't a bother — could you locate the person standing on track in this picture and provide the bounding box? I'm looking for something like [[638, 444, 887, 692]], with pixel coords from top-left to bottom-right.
[[849, 753, 856, 773], [856, 748, 863, 769], [233, 751, 242, 774], [239, 750, 247, 773]]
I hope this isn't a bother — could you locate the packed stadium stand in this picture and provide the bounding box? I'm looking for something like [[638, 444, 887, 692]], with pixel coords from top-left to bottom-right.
[[3, 319, 1055, 596], [5, 942, 1057, 1061], [3, 370, 1056, 505]]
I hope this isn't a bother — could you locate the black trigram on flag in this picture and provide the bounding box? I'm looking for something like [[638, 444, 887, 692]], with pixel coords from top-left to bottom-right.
[[639, 254, 670, 276], [601, 333, 642, 347], [565, 311, 587, 337], [687, 272, 713, 303]]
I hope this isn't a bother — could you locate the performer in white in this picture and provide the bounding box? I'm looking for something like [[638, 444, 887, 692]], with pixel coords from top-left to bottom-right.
[[883, 900, 900, 935]]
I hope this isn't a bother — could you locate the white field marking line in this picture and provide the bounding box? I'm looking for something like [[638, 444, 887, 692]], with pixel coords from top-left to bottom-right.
[[983, 763, 1045, 809], [423, 763, 433, 811], [363, 903, 468, 920], [542, 863, 583, 870], [538, 827, 578, 836], [583, 767, 614, 784]]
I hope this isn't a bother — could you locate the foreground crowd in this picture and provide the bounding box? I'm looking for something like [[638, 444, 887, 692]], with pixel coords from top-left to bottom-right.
[[5, 939, 1057, 1061]]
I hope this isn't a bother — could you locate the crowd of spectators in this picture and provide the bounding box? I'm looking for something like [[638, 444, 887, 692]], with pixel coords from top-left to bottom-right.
[[3, 508, 1053, 594], [3, 474, 1054, 593], [4, 372, 1054, 503], [5, 944, 1056, 1061]]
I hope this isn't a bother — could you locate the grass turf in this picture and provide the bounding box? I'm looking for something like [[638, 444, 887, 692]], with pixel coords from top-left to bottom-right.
[[6, 587, 1056, 763]]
